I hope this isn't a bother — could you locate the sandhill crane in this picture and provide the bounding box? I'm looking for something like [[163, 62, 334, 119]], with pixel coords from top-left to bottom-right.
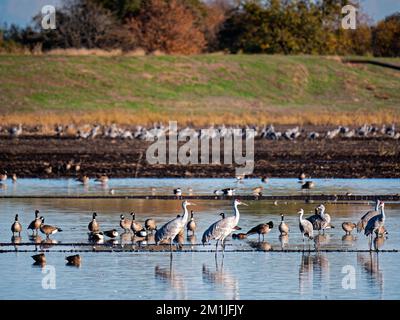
[[246, 221, 273, 241], [342, 222, 357, 235], [28, 210, 41, 235], [88, 212, 100, 232], [306, 207, 324, 230], [299, 209, 314, 243], [40, 217, 62, 239], [155, 200, 195, 250], [365, 202, 385, 250], [318, 204, 334, 232], [186, 210, 196, 236], [11, 214, 22, 236], [279, 214, 290, 235], [357, 199, 380, 232], [202, 199, 247, 252]]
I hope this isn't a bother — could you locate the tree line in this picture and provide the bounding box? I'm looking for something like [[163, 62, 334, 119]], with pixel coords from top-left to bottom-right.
[[0, 0, 399, 56]]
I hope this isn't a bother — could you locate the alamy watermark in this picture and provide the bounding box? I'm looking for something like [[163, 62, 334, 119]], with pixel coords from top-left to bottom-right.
[[342, 5, 357, 30], [42, 265, 56, 289], [145, 121, 254, 176], [341, 265, 356, 290], [41, 5, 56, 30]]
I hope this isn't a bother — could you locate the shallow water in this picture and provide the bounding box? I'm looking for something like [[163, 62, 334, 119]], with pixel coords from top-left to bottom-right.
[[0, 178, 399, 300], [1, 177, 399, 196]]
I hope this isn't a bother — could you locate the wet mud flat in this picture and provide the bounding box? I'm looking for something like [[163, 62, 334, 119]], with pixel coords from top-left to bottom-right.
[[0, 136, 399, 178]]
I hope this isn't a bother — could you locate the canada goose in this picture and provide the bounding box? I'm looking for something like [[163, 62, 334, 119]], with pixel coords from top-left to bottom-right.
[[11, 214, 22, 236], [88, 212, 100, 232], [12, 173, 17, 183], [246, 221, 274, 241], [173, 188, 182, 198], [232, 233, 247, 240], [298, 173, 306, 181], [95, 175, 109, 184], [89, 231, 104, 242], [66, 254, 81, 266], [103, 229, 119, 239], [31, 253, 46, 265], [301, 181, 315, 189], [137, 229, 148, 237], [278, 214, 290, 235], [119, 214, 132, 232], [28, 210, 41, 235], [76, 176, 89, 185], [186, 210, 196, 235], [130, 212, 143, 233], [252, 186, 263, 196], [261, 176, 268, 183], [40, 217, 63, 239], [145, 218, 157, 233], [342, 222, 357, 235], [44, 166, 52, 175]]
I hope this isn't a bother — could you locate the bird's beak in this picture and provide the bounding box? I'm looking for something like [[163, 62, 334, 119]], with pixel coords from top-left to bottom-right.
[[241, 202, 248, 206], [188, 202, 196, 206]]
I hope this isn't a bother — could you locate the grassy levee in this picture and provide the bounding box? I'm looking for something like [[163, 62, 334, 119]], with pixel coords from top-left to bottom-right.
[[1, 54, 400, 126]]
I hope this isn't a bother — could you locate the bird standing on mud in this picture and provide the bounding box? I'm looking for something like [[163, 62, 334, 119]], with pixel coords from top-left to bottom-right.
[[155, 200, 195, 250], [202, 199, 247, 252]]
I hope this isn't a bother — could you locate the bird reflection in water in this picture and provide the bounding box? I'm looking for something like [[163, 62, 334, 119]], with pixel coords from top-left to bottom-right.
[[314, 234, 330, 250], [248, 240, 272, 251], [342, 234, 356, 244], [279, 234, 289, 249], [154, 255, 187, 299], [202, 255, 239, 300], [187, 234, 196, 249], [299, 252, 330, 295], [357, 252, 384, 298], [11, 235, 22, 251], [40, 238, 58, 249]]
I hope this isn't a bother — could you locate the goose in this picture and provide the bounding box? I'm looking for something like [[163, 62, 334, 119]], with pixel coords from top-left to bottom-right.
[[0, 171, 7, 181], [40, 218, 62, 239], [88, 212, 100, 232], [119, 214, 132, 233], [186, 210, 196, 235], [301, 181, 315, 189], [155, 200, 195, 250], [357, 199, 381, 233], [342, 222, 357, 235], [246, 221, 273, 241], [31, 253, 46, 265], [252, 186, 263, 196], [44, 166, 52, 175], [130, 213, 143, 233], [103, 229, 119, 239], [278, 214, 290, 235], [145, 218, 157, 234], [173, 188, 182, 198], [202, 199, 246, 252], [298, 173, 306, 181], [9, 124, 22, 138], [11, 214, 22, 236], [299, 209, 314, 241], [95, 175, 109, 184], [261, 176, 268, 183], [89, 231, 104, 242], [232, 233, 247, 240], [12, 174, 17, 183], [28, 210, 41, 235], [66, 254, 81, 266], [76, 176, 89, 185]]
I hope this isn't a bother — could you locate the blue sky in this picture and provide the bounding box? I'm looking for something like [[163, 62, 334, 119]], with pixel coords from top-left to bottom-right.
[[0, 0, 399, 27]]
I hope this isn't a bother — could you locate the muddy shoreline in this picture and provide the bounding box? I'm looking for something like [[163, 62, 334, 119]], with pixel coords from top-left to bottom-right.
[[1, 137, 399, 178]]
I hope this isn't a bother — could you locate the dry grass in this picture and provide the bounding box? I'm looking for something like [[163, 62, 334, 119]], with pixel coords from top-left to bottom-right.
[[1, 109, 399, 127]]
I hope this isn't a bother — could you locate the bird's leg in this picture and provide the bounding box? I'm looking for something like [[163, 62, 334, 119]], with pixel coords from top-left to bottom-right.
[[263, 234, 265, 242], [170, 239, 173, 252], [215, 240, 219, 255]]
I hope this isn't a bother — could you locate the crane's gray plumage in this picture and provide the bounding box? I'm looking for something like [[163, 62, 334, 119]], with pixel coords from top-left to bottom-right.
[[202, 199, 247, 250], [155, 201, 195, 245], [299, 209, 313, 240], [365, 202, 385, 237], [357, 199, 380, 233]]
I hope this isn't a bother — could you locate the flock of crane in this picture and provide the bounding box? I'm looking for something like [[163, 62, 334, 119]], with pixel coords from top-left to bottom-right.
[[4, 123, 400, 140], [8, 198, 387, 266]]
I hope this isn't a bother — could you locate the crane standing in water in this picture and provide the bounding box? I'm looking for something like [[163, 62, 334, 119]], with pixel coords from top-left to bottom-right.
[[365, 201, 386, 251], [202, 199, 247, 253]]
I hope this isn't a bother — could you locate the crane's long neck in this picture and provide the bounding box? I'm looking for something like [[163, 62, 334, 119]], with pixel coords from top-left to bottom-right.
[[381, 205, 385, 222], [299, 212, 304, 223], [233, 203, 240, 225], [375, 201, 379, 211], [319, 206, 326, 220], [181, 203, 189, 223]]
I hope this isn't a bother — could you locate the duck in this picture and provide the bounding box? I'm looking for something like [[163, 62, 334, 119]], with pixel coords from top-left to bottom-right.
[[28, 210, 41, 235], [31, 253, 46, 265], [278, 214, 290, 236], [342, 222, 357, 235], [88, 212, 100, 232], [130, 212, 143, 233], [103, 229, 119, 239], [301, 181, 315, 189], [40, 217, 62, 239], [186, 210, 196, 235], [76, 176, 90, 185], [145, 218, 157, 234], [246, 221, 274, 241], [66, 254, 81, 266], [120, 214, 132, 233], [11, 214, 22, 236]]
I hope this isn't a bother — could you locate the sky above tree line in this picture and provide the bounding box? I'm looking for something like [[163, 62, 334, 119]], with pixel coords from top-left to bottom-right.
[[0, 0, 399, 27]]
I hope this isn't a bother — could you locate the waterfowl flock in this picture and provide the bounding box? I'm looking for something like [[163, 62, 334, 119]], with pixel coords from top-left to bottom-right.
[[3, 123, 400, 140]]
